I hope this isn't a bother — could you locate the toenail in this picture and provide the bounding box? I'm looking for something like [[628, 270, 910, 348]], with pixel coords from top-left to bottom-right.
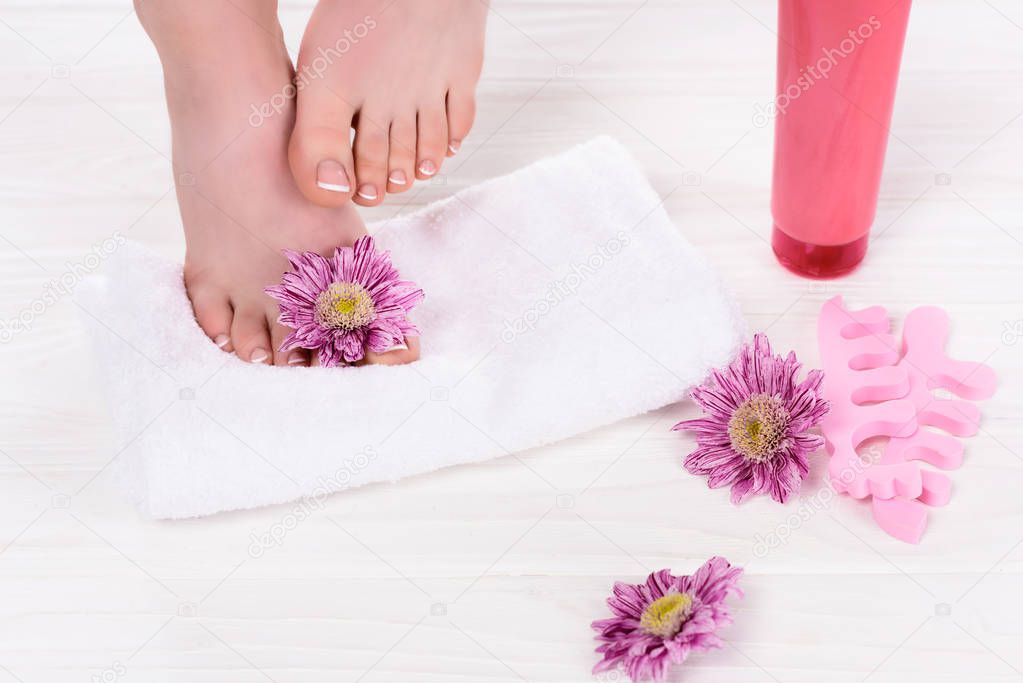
[[250, 348, 269, 364], [316, 160, 350, 193], [214, 334, 230, 349], [385, 342, 409, 353], [418, 160, 437, 176], [388, 170, 407, 186], [448, 140, 461, 155], [288, 353, 306, 365], [356, 184, 378, 201]]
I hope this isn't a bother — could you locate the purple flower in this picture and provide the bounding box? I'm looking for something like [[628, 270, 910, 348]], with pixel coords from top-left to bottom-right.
[[673, 333, 829, 504], [592, 557, 743, 683], [265, 236, 423, 367]]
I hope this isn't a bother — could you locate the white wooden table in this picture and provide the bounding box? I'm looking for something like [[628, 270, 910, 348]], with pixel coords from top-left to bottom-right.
[[1, 1, 1021, 681]]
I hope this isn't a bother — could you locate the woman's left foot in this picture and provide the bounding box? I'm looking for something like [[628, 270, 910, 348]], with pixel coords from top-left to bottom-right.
[[288, 0, 487, 208], [134, 0, 420, 368]]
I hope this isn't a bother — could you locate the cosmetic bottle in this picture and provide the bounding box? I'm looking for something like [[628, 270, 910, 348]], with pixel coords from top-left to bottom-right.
[[770, 0, 913, 278]]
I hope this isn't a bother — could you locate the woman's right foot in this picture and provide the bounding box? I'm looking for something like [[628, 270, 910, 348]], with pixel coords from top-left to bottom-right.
[[288, 0, 487, 208], [136, 0, 419, 367]]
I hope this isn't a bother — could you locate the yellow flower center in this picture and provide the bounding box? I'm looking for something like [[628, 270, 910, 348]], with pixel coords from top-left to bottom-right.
[[639, 592, 693, 638], [315, 282, 375, 331], [727, 394, 789, 462]]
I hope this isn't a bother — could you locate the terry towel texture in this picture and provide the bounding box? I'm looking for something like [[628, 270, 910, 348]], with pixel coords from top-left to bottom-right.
[[78, 137, 745, 519]]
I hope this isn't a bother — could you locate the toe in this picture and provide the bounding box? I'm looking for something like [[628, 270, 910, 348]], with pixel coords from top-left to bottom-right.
[[189, 287, 234, 352], [445, 88, 476, 157], [387, 116, 417, 194], [268, 310, 308, 367], [289, 91, 356, 207], [352, 115, 390, 207], [230, 304, 272, 364], [287, 350, 311, 367], [416, 104, 448, 181], [362, 336, 420, 366]]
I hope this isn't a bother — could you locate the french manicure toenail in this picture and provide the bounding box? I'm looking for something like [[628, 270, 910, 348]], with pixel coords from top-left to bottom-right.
[[288, 354, 305, 365], [388, 171, 407, 185], [214, 334, 230, 349], [386, 343, 409, 353], [448, 141, 461, 155], [419, 160, 437, 176], [357, 184, 378, 200], [250, 348, 269, 364], [316, 160, 350, 192]]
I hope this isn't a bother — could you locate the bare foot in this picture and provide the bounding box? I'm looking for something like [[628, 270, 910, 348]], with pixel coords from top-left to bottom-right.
[[136, 0, 419, 366], [288, 0, 487, 207]]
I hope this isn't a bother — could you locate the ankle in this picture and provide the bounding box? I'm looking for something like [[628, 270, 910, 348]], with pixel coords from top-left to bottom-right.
[[136, 0, 283, 65]]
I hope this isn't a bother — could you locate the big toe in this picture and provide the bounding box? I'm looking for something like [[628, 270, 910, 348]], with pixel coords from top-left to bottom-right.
[[289, 90, 357, 207]]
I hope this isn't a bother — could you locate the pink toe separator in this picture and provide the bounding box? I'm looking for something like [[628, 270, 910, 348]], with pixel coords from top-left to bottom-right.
[[817, 296, 997, 544]]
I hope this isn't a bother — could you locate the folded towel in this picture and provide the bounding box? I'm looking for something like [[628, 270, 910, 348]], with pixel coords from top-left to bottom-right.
[[77, 137, 745, 519]]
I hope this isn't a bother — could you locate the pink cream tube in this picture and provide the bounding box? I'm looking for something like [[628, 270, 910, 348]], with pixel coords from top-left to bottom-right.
[[770, 0, 913, 278]]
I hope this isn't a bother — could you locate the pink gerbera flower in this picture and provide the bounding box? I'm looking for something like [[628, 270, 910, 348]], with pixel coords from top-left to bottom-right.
[[592, 557, 743, 683], [673, 333, 829, 504], [264, 236, 423, 367]]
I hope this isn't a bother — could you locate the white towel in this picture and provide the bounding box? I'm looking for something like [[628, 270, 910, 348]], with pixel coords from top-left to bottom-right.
[[77, 137, 745, 519]]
